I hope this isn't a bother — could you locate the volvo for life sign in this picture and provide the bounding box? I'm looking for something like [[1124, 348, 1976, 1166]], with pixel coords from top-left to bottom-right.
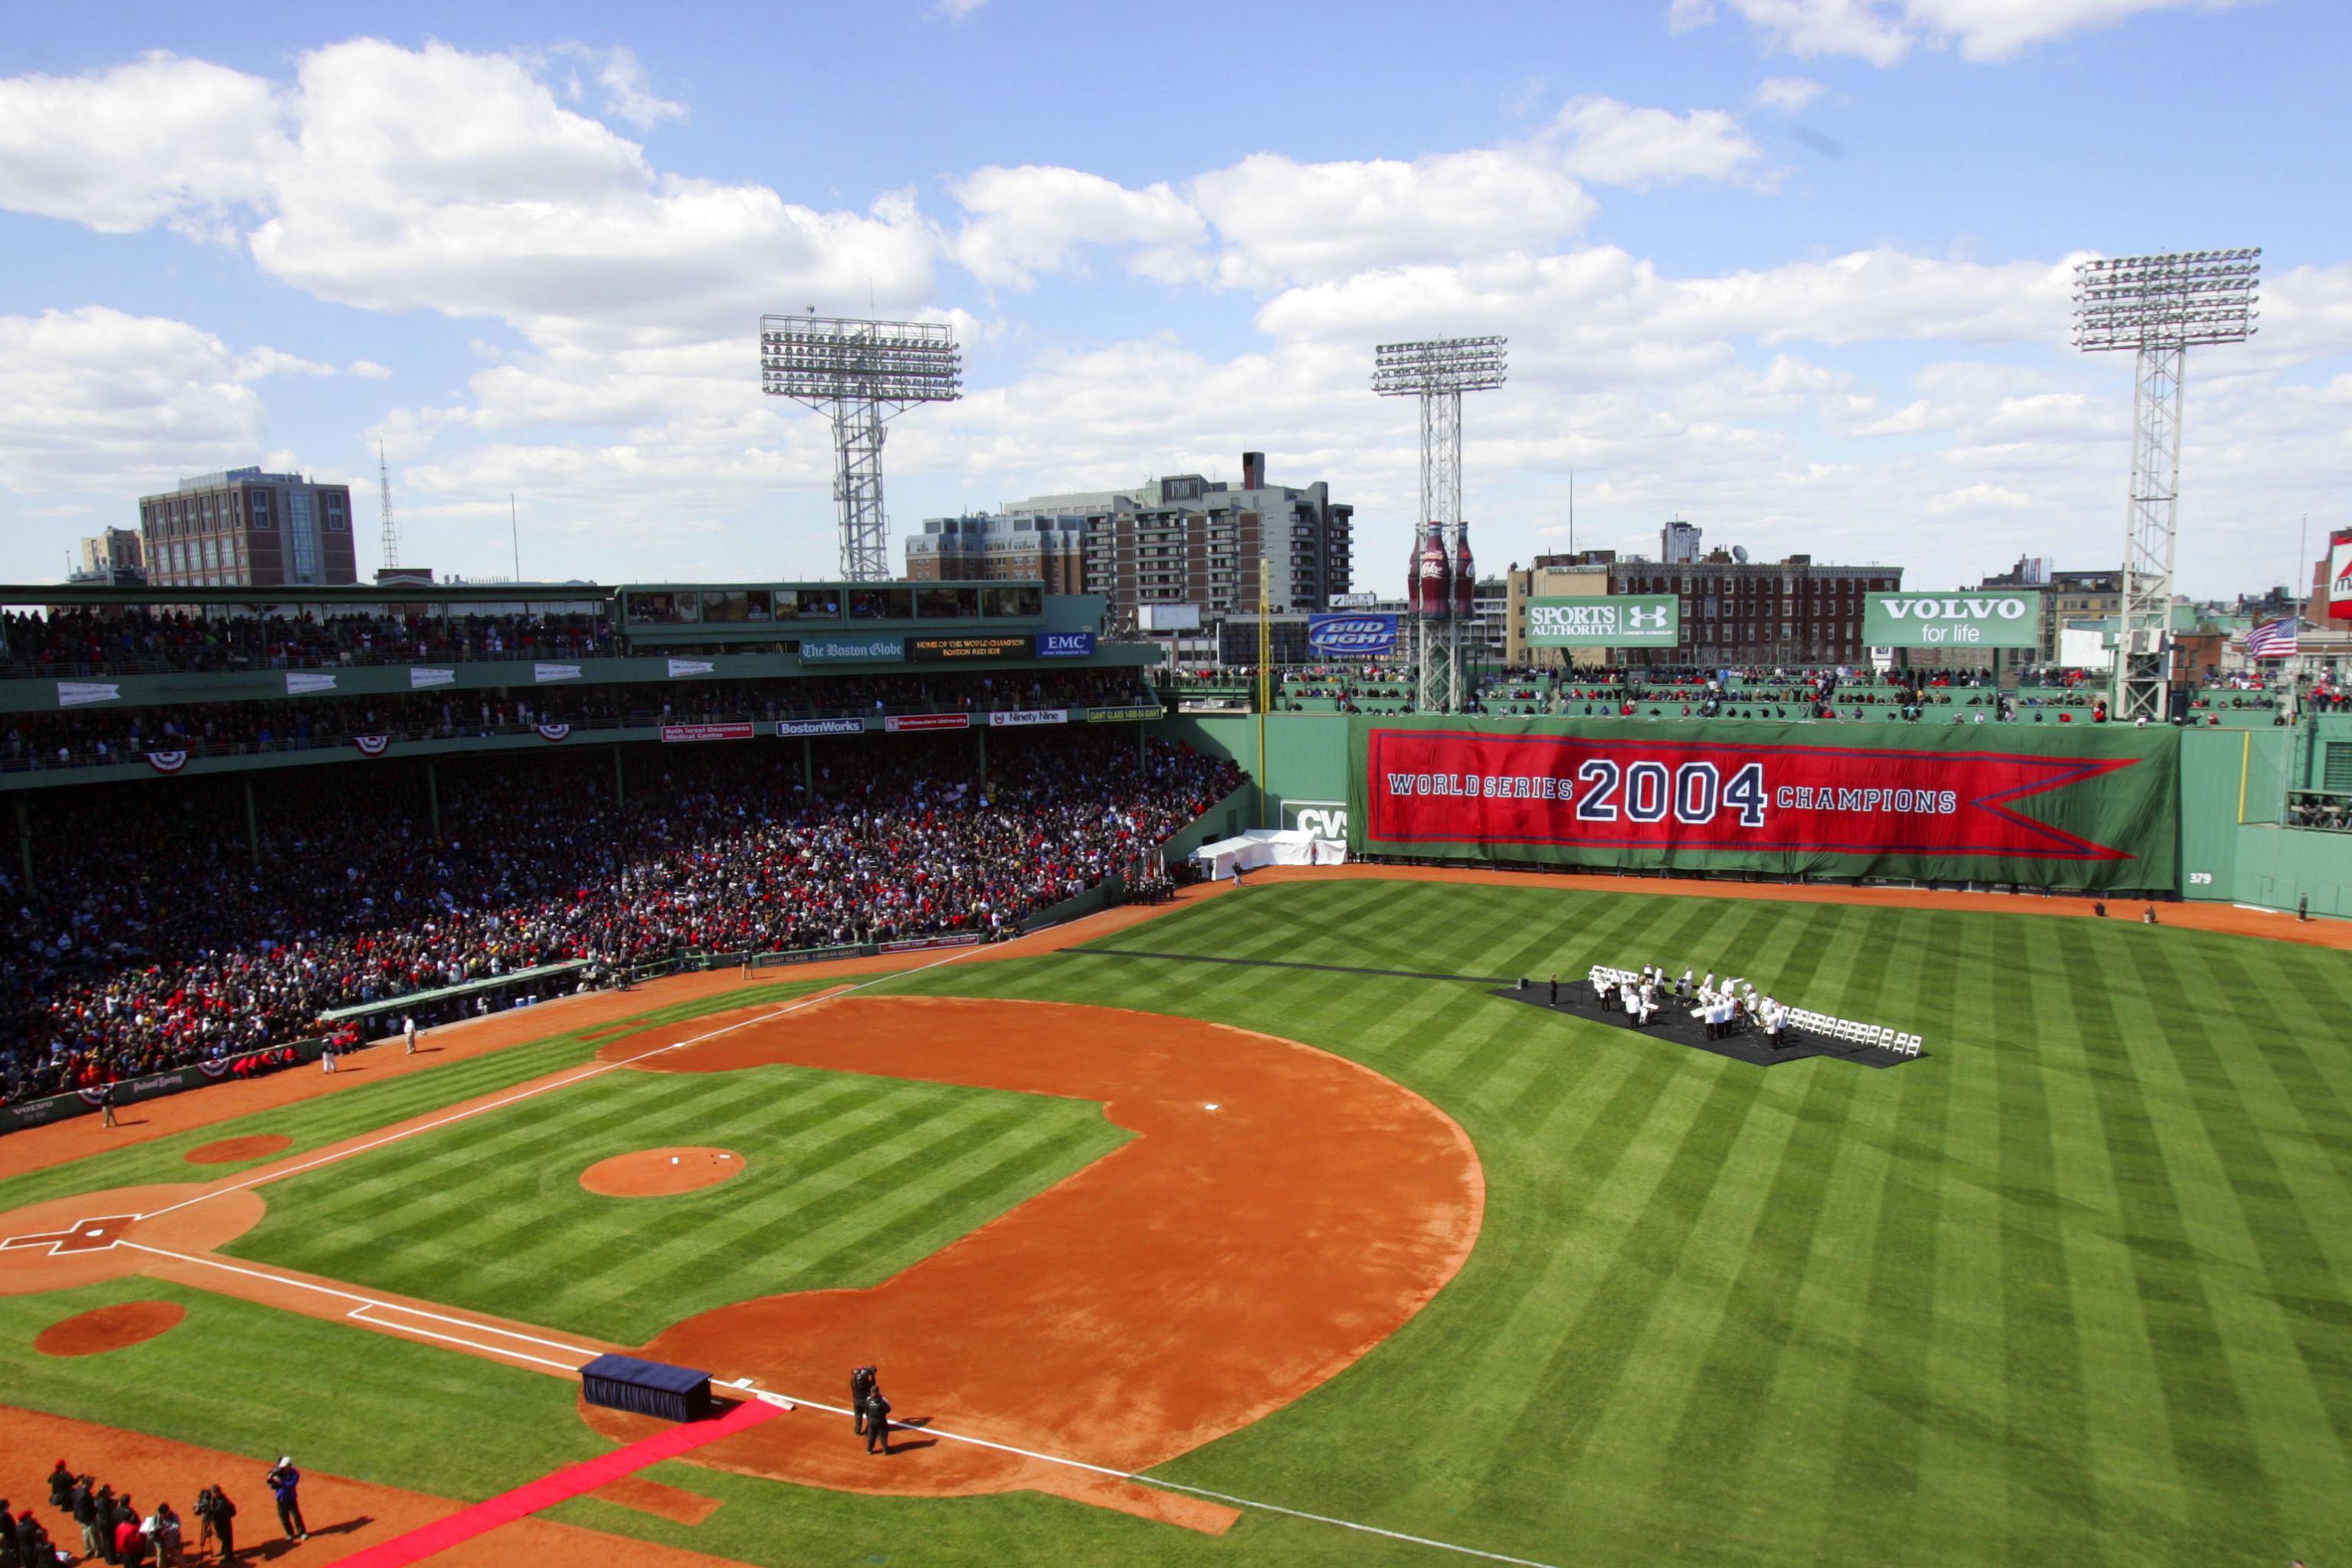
[[1307, 613, 1397, 656], [1524, 596, 1679, 648], [1863, 593, 2037, 648]]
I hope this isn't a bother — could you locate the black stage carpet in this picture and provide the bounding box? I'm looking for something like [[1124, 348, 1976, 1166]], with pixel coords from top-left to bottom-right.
[[1491, 981, 1925, 1070]]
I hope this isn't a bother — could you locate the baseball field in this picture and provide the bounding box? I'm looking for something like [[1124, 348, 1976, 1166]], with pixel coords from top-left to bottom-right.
[[5, 873, 2348, 1566]]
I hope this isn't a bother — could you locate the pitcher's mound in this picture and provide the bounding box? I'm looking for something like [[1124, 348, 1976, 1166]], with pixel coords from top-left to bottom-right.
[[37, 1300, 187, 1356], [580, 1147, 745, 1197], [186, 1134, 294, 1165]]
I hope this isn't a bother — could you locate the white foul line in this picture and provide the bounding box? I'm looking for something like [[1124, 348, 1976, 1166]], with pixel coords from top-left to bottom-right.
[[136, 947, 982, 1224], [752, 1388, 1562, 1568], [95, 936, 1563, 1566]]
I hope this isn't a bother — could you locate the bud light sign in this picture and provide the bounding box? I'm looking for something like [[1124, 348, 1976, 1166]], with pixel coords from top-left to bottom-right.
[[1308, 612, 1398, 657], [1038, 632, 1096, 658]]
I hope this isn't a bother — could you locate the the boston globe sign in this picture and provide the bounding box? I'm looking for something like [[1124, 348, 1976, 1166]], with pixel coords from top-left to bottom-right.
[[1862, 593, 2039, 649]]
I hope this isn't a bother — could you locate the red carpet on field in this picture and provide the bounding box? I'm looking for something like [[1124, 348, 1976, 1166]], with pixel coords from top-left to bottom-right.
[[325, 1398, 783, 1566]]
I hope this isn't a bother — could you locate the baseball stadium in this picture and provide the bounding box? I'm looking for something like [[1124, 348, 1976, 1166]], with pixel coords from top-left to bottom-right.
[[3, 578, 2350, 1568]]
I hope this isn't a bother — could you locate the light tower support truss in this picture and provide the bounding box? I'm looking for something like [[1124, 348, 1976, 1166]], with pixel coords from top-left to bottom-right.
[[2073, 250, 2258, 722], [760, 315, 962, 581], [377, 442, 399, 571], [1374, 336, 1506, 713]]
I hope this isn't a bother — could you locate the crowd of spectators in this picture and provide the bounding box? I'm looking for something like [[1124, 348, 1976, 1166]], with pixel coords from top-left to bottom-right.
[[0, 668, 1158, 773], [0, 734, 1241, 1109], [0, 606, 614, 678]]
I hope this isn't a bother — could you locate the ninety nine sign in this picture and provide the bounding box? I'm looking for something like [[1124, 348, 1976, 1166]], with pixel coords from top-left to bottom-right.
[[1364, 728, 2145, 862], [884, 712, 972, 732], [1863, 593, 2038, 648], [988, 708, 1068, 727], [1524, 596, 1679, 648], [660, 722, 754, 743]]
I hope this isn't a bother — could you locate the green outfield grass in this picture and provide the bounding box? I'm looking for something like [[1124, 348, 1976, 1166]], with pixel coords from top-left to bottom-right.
[[7, 881, 2350, 1567], [224, 1060, 1129, 1343]]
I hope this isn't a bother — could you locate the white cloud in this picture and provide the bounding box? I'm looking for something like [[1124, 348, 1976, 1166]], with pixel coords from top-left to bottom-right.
[[1754, 76, 1827, 111], [245, 40, 936, 350], [1549, 96, 1766, 188], [1674, 0, 2246, 65], [933, 0, 989, 17], [950, 165, 1204, 287], [551, 44, 686, 129], [0, 51, 289, 237], [0, 307, 311, 492], [348, 358, 394, 379], [1191, 149, 1598, 289]]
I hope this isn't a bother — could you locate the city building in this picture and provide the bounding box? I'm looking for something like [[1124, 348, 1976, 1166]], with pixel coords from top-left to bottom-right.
[[904, 512, 1088, 591], [979, 450, 1353, 629], [1505, 552, 1615, 668], [139, 467, 358, 588], [1660, 518, 1702, 565], [69, 528, 145, 586], [1612, 548, 1902, 668]]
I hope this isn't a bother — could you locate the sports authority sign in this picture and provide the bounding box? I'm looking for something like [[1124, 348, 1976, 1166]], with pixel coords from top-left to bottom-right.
[[1524, 596, 1679, 648], [1863, 593, 2039, 648], [1348, 717, 2178, 890]]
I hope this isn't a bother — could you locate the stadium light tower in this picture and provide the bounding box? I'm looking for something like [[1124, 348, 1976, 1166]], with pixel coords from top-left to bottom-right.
[[760, 313, 962, 580], [1373, 335, 1506, 713], [2073, 249, 2259, 723]]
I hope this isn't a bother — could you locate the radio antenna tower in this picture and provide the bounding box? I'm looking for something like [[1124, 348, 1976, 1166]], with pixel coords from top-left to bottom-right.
[[377, 441, 399, 571], [1373, 335, 1506, 712], [759, 313, 962, 580], [2073, 249, 2259, 723]]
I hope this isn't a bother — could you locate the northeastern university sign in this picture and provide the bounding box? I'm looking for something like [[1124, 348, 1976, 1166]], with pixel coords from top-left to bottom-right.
[[1346, 717, 2180, 892]]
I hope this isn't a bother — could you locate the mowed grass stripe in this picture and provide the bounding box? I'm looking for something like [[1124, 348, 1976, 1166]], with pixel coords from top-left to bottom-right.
[[2122, 937, 2352, 1526], [0, 979, 838, 1215], [1988, 915, 2106, 1559], [229, 1063, 1127, 1344], [2060, 920, 2286, 1557]]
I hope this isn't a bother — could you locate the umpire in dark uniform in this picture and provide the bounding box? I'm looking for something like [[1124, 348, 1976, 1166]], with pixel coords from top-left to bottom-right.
[[849, 1366, 877, 1436], [864, 1390, 893, 1455]]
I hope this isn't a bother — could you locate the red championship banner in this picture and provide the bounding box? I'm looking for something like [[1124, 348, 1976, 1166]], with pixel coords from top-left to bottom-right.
[[1361, 725, 2160, 867], [659, 722, 755, 743]]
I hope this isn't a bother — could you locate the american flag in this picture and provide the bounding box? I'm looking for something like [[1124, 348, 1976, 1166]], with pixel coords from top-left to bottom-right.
[[2243, 617, 2300, 658]]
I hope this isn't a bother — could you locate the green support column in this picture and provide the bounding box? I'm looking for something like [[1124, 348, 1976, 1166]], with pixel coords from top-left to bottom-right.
[[243, 775, 260, 867], [977, 725, 988, 794], [1137, 721, 1146, 768], [802, 737, 814, 796], [614, 746, 626, 808], [426, 757, 442, 842], [16, 795, 34, 898]]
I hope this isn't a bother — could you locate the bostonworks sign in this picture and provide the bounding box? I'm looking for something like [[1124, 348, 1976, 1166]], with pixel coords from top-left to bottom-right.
[[1863, 593, 2039, 648], [1346, 717, 2179, 891]]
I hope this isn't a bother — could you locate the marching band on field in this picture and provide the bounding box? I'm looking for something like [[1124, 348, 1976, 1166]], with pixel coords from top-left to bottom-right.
[[1589, 964, 1789, 1049]]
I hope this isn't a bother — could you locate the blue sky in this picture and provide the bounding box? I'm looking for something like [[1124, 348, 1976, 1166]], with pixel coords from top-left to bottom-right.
[[2, 0, 2345, 596]]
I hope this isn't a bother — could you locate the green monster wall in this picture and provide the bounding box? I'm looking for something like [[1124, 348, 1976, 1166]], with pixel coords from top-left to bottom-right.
[[1155, 710, 2352, 914]]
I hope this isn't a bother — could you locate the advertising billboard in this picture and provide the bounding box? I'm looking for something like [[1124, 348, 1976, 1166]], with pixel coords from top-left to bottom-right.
[[909, 634, 1035, 661], [1348, 717, 2177, 891], [1037, 632, 1096, 657], [1862, 593, 2040, 649], [2330, 530, 2352, 622], [1307, 613, 1398, 657], [1524, 596, 1679, 648], [800, 635, 906, 664], [1138, 603, 1203, 633]]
